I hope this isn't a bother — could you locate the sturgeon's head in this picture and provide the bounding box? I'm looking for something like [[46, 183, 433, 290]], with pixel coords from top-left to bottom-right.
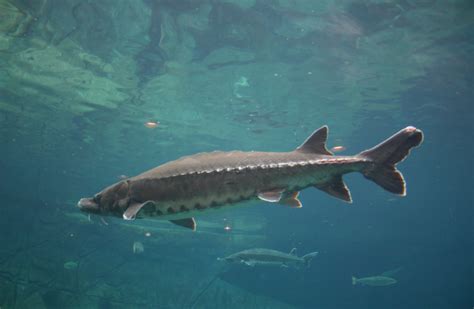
[[217, 254, 243, 264], [77, 181, 130, 217]]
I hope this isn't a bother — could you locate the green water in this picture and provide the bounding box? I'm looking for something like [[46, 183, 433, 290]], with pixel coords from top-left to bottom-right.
[[0, 0, 472, 308]]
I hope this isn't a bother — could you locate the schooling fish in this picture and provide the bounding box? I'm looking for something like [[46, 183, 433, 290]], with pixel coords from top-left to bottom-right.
[[77, 126, 423, 231], [218, 248, 318, 268]]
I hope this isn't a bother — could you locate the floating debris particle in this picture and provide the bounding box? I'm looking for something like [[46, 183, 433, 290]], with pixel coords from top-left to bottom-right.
[[330, 145, 346, 153], [144, 232, 151, 237], [144, 121, 159, 129], [63, 261, 78, 270], [233, 76, 250, 98], [118, 174, 128, 180], [133, 241, 144, 254]]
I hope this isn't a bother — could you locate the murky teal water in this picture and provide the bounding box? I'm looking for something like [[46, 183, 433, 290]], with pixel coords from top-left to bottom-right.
[[0, 1, 472, 308]]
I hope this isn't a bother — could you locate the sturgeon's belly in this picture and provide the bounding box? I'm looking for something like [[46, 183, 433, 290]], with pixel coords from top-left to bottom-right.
[[141, 199, 256, 221]]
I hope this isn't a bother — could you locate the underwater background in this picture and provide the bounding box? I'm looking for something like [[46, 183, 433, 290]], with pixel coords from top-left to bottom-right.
[[0, 0, 472, 308]]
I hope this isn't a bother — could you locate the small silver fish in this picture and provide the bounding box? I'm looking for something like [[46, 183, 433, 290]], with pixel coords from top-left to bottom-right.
[[218, 248, 318, 268], [132, 241, 144, 254]]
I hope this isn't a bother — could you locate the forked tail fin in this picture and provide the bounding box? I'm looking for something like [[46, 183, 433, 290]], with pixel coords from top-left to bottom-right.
[[352, 276, 357, 285], [302, 252, 318, 267], [359, 126, 423, 195]]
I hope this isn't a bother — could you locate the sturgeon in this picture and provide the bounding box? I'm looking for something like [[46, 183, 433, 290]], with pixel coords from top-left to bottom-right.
[[218, 248, 318, 268], [77, 126, 423, 230], [352, 275, 397, 286]]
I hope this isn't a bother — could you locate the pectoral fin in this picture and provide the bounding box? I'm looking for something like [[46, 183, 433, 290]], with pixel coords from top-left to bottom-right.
[[259, 190, 303, 207], [123, 201, 154, 220], [258, 189, 285, 202], [170, 218, 196, 231], [381, 266, 403, 277]]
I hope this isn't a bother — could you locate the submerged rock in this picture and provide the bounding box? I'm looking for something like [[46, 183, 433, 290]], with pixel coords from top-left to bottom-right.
[[0, 0, 33, 37]]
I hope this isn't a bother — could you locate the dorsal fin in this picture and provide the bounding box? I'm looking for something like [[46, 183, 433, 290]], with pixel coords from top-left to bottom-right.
[[314, 176, 352, 203], [296, 126, 333, 155], [289, 248, 297, 256]]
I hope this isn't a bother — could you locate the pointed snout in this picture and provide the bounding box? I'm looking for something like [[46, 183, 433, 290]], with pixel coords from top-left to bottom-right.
[[217, 257, 230, 262], [77, 197, 99, 213]]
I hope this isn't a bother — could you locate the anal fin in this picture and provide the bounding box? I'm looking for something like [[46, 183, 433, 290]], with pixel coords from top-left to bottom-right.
[[170, 218, 196, 231], [280, 192, 303, 208], [314, 176, 352, 203]]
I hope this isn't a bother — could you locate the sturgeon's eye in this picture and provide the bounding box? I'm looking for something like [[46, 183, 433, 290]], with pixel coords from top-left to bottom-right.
[[93, 194, 102, 203]]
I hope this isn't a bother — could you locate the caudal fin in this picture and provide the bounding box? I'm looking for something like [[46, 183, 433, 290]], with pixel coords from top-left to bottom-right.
[[352, 276, 357, 285], [302, 252, 318, 267], [359, 126, 423, 195]]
